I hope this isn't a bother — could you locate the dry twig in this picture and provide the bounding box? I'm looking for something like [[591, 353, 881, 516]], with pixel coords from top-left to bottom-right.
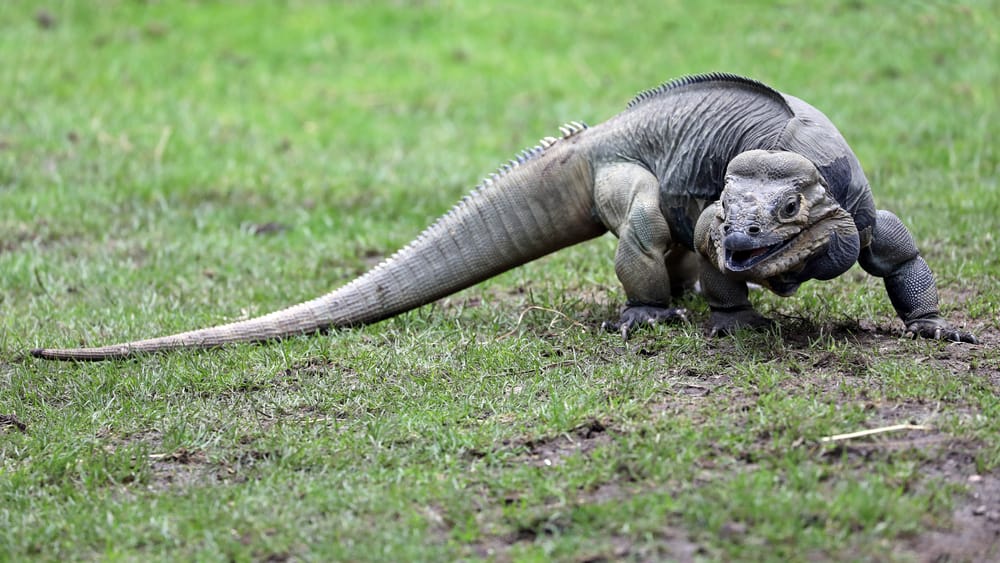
[[819, 423, 930, 443]]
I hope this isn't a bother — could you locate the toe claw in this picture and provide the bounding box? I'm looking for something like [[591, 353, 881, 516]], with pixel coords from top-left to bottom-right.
[[708, 308, 773, 337], [905, 318, 978, 344], [604, 305, 687, 340]]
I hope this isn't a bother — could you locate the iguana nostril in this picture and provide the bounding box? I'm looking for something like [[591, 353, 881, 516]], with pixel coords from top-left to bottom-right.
[[748, 225, 760, 235]]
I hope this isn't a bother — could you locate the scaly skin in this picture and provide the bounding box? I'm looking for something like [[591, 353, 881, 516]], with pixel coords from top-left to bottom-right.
[[31, 73, 976, 360]]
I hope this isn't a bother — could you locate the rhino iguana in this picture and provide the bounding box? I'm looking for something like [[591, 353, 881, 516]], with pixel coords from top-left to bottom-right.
[[31, 72, 977, 361]]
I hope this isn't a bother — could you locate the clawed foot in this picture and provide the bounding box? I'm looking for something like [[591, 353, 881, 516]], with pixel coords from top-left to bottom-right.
[[905, 317, 978, 344], [602, 305, 688, 340], [708, 308, 775, 337]]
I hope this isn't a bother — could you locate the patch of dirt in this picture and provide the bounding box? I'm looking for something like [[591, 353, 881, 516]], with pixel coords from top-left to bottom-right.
[[900, 450, 1000, 562], [466, 478, 709, 561], [147, 447, 214, 492], [0, 224, 50, 254], [462, 418, 712, 561], [470, 301, 999, 558], [102, 429, 212, 491], [703, 327, 996, 552], [100, 427, 281, 492], [285, 357, 360, 381], [245, 221, 290, 236], [508, 418, 612, 468], [646, 378, 723, 428], [803, 410, 999, 559], [0, 413, 27, 432], [0, 221, 82, 259], [471, 528, 702, 563], [34, 9, 57, 30]]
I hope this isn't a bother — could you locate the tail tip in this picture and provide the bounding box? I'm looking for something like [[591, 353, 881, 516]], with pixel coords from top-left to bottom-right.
[[29, 345, 138, 361]]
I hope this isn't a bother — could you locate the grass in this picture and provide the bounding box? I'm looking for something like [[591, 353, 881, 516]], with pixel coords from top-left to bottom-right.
[[1, 0, 999, 560]]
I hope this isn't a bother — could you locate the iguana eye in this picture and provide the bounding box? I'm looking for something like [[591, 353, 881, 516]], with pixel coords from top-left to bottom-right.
[[780, 196, 800, 219]]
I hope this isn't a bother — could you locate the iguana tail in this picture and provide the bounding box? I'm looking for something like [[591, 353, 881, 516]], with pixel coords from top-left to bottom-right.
[[31, 125, 605, 360]]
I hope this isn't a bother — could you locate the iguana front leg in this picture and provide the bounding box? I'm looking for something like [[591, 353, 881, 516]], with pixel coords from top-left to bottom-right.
[[859, 210, 977, 343], [691, 200, 774, 335], [594, 163, 687, 338], [697, 254, 774, 336]]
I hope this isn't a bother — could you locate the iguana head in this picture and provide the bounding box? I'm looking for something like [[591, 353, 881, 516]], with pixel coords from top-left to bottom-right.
[[695, 150, 860, 296]]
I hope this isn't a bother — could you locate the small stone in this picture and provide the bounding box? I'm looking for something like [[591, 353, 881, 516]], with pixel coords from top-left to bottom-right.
[[988, 511, 1000, 523], [972, 505, 987, 516], [719, 521, 747, 538], [968, 474, 983, 483]]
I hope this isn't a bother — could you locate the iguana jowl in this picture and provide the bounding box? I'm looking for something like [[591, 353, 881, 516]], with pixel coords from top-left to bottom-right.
[[31, 73, 977, 360]]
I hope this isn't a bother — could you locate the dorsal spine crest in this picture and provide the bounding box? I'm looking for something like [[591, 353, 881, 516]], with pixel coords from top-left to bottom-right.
[[478, 121, 587, 188], [626, 72, 791, 112], [369, 121, 590, 285]]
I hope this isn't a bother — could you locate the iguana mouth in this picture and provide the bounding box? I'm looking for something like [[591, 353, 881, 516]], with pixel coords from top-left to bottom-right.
[[725, 234, 797, 272]]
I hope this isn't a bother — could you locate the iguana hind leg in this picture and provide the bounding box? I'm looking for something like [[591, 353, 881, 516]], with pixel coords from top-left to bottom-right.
[[594, 163, 687, 338]]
